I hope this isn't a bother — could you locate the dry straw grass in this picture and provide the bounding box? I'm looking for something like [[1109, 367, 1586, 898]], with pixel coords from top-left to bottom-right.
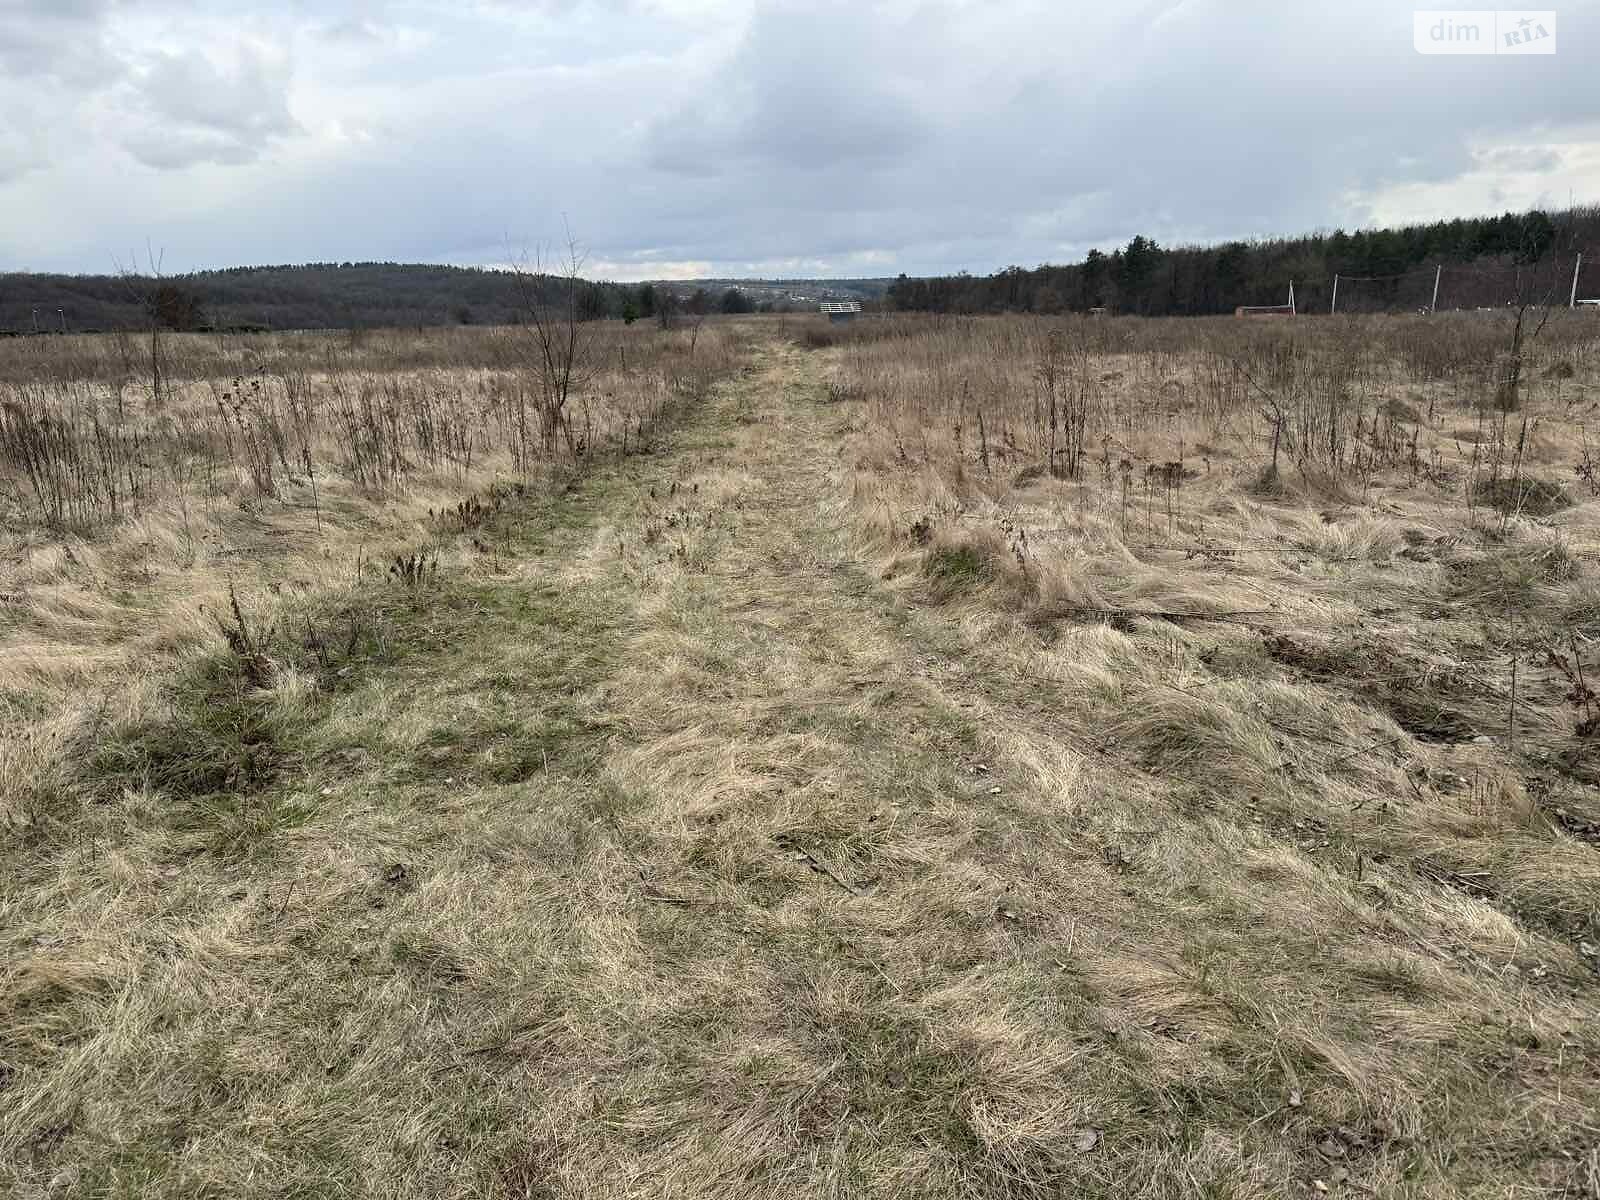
[[829, 308, 1600, 1194], [4, 312, 1600, 1199], [0, 322, 741, 824]]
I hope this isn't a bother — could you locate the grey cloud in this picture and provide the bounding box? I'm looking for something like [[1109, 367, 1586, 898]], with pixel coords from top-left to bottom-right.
[[1477, 145, 1566, 174], [3, 0, 1599, 276], [646, 1, 929, 174], [0, 0, 123, 184], [116, 42, 301, 168], [134, 45, 298, 138], [0, 0, 120, 84], [0, 116, 46, 184], [119, 128, 267, 169], [1, 1, 302, 177]]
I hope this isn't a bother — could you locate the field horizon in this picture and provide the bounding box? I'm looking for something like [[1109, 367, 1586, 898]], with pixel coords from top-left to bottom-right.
[[4, 201, 1595, 336]]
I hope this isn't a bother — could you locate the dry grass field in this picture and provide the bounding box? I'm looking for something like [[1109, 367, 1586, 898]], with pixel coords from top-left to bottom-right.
[[2, 310, 1598, 1198], [0, 323, 738, 830]]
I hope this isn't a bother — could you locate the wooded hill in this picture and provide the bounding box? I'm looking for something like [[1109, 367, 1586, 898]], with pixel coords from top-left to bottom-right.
[[0, 262, 818, 334], [887, 207, 1600, 316]]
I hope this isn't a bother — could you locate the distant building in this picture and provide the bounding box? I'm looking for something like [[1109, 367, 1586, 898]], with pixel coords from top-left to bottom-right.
[[820, 301, 861, 323]]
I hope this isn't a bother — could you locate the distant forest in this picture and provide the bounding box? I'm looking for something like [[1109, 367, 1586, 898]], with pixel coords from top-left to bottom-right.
[[887, 207, 1600, 316], [0, 262, 834, 334], [5, 207, 1598, 333]]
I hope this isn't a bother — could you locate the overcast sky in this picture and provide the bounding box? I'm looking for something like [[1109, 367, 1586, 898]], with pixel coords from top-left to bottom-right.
[[2, 0, 1598, 279]]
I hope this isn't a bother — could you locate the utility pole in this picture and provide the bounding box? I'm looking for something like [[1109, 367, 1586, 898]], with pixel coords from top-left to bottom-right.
[[1330, 274, 1339, 315], [1430, 264, 1442, 314], [1573, 253, 1584, 309]]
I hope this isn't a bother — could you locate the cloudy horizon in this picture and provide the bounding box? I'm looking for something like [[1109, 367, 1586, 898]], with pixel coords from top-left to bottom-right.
[[2, 0, 1598, 281]]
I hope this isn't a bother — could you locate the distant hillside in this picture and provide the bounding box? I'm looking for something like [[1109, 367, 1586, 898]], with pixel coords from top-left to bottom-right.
[[677, 278, 893, 304], [18, 204, 1597, 333], [0, 263, 892, 334], [889, 207, 1600, 316], [0, 263, 636, 334]]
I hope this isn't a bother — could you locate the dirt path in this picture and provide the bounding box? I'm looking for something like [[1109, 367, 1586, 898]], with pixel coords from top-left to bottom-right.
[[512, 337, 1598, 1199], [511, 340, 1207, 1197]]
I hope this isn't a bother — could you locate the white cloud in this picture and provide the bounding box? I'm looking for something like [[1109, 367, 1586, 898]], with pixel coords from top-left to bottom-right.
[[588, 258, 716, 281], [1352, 127, 1600, 228]]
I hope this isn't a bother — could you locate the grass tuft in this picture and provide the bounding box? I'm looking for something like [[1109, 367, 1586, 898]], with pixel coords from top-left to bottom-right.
[[1474, 475, 1572, 516], [81, 650, 293, 806]]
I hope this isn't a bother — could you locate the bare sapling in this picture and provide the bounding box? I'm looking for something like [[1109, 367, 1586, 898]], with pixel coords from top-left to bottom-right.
[[1497, 218, 1580, 412], [510, 229, 597, 460], [113, 245, 175, 411]]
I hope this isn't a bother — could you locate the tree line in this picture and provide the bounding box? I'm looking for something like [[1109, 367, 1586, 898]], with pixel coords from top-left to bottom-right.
[[9, 206, 1594, 334], [0, 261, 784, 335], [886, 207, 1600, 316]]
